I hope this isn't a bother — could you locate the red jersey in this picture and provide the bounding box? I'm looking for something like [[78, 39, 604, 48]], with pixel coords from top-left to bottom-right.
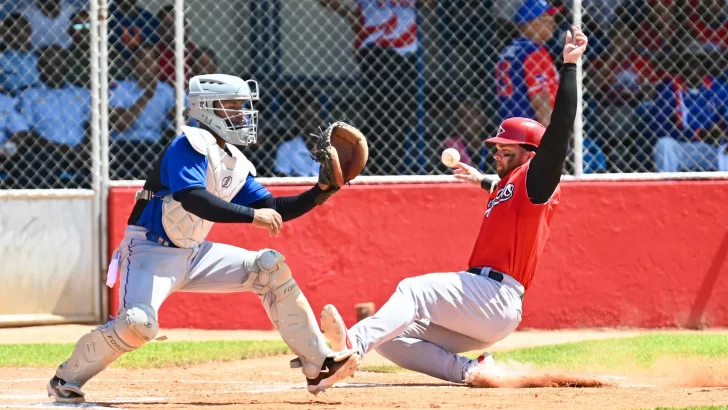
[[157, 42, 196, 83], [467, 161, 561, 291]]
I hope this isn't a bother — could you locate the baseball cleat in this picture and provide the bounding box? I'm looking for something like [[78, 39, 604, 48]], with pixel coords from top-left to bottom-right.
[[47, 376, 85, 403], [463, 352, 506, 383], [305, 349, 361, 395], [320, 304, 353, 351]]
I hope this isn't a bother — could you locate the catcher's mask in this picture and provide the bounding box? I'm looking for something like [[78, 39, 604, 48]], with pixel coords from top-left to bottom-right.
[[188, 74, 260, 145]]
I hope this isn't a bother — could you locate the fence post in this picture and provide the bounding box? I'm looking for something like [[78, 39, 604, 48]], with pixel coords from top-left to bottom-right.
[[174, 0, 186, 136], [572, 0, 584, 178]]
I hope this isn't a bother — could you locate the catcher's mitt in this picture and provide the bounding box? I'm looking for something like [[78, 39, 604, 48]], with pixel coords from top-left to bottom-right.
[[311, 121, 369, 205]]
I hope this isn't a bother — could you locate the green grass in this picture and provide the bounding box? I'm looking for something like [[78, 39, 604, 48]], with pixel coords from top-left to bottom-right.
[[359, 364, 413, 373], [0, 340, 290, 368], [2, 334, 728, 371], [358, 334, 728, 374], [642, 407, 728, 410], [494, 334, 728, 372]]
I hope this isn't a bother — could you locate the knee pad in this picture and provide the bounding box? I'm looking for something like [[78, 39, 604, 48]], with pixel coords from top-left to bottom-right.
[[103, 301, 159, 352], [251, 249, 297, 298]]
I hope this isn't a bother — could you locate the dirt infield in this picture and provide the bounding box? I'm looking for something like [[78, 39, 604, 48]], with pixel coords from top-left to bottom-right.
[[2, 358, 728, 410], [2, 327, 728, 409]]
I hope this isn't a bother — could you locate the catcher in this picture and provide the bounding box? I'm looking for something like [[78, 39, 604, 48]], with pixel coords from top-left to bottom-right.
[[47, 74, 368, 403]]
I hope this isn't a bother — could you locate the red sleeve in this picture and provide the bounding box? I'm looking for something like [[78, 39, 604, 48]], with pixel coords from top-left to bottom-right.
[[523, 49, 556, 99]]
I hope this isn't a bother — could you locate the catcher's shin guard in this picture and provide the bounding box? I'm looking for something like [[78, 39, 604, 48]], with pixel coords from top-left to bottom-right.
[[54, 302, 159, 391], [246, 249, 331, 379]]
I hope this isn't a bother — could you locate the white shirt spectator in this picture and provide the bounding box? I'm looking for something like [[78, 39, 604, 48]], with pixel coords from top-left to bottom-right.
[[274, 135, 320, 177], [23, 0, 78, 49]]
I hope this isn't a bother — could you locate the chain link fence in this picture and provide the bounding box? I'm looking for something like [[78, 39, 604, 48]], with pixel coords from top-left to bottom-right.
[[2, 0, 728, 189]]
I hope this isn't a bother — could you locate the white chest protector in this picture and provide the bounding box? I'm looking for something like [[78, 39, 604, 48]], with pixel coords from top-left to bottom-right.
[[161, 126, 255, 248]]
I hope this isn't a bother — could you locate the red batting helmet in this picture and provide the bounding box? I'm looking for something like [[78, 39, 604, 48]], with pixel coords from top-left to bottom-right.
[[484, 117, 545, 149]]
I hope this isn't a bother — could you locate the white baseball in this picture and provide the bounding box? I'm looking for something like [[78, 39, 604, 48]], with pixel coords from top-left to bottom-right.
[[441, 148, 460, 168]]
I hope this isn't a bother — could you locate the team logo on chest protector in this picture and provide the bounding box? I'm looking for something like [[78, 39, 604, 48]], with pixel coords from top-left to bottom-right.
[[221, 176, 232, 188], [485, 183, 515, 217]]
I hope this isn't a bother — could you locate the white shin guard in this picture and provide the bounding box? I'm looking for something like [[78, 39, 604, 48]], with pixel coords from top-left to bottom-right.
[[247, 249, 331, 379], [56, 302, 159, 388]]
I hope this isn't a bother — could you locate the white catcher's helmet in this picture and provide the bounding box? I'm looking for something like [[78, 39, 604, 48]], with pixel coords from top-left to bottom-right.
[[188, 74, 260, 145]]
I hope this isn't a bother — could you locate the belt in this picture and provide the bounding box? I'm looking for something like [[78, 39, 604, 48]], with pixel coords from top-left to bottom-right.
[[467, 267, 506, 282], [467, 267, 525, 301], [146, 231, 174, 247]]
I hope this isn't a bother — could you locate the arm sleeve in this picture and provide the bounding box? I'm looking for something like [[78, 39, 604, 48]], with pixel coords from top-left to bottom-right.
[[247, 185, 323, 222], [526, 63, 577, 204], [173, 187, 255, 223]]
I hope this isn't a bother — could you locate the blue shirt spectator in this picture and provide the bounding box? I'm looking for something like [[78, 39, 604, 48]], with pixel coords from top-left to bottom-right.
[[274, 135, 320, 177], [655, 77, 724, 142], [109, 44, 176, 142], [0, 92, 29, 145], [0, 14, 39, 95], [652, 50, 727, 172], [18, 45, 90, 146], [22, 0, 78, 49], [19, 84, 90, 146], [109, 79, 175, 142]]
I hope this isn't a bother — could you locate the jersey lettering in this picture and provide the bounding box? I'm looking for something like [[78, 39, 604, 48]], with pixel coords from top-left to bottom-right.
[[485, 183, 514, 217]]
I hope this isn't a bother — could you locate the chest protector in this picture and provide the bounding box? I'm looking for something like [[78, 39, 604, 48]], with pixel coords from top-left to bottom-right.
[[132, 126, 255, 249]]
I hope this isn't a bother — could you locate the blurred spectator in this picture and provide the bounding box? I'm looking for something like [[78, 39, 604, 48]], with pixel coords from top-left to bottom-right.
[[590, 20, 658, 171], [22, 0, 77, 49], [109, 0, 158, 66], [652, 46, 728, 172], [687, 0, 728, 53], [274, 97, 321, 177], [441, 99, 490, 172], [190, 46, 217, 76], [497, 0, 561, 127], [318, 0, 435, 175], [67, 9, 122, 88], [13, 45, 90, 188], [638, 0, 679, 60], [582, 0, 630, 29], [0, 90, 30, 172], [108, 44, 175, 179], [18, 45, 89, 147], [0, 14, 39, 95], [155, 5, 196, 85]]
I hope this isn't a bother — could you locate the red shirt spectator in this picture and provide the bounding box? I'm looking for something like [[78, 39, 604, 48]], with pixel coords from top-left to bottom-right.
[[592, 53, 657, 104], [638, 0, 677, 57], [157, 42, 196, 84], [155, 5, 195, 85], [686, 0, 728, 52]]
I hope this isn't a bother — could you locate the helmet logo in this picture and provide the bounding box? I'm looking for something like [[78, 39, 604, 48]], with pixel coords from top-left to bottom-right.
[[497, 126, 505, 135]]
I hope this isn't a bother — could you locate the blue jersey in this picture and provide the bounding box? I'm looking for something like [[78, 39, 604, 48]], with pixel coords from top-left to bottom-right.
[[656, 77, 725, 141], [496, 37, 559, 122], [135, 134, 271, 246]]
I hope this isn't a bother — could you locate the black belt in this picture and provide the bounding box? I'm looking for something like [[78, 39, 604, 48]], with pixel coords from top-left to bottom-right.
[[467, 267, 506, 282]]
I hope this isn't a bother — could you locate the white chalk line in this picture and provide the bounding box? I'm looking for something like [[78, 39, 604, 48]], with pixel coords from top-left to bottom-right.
[[0, 397, 169, 409]]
